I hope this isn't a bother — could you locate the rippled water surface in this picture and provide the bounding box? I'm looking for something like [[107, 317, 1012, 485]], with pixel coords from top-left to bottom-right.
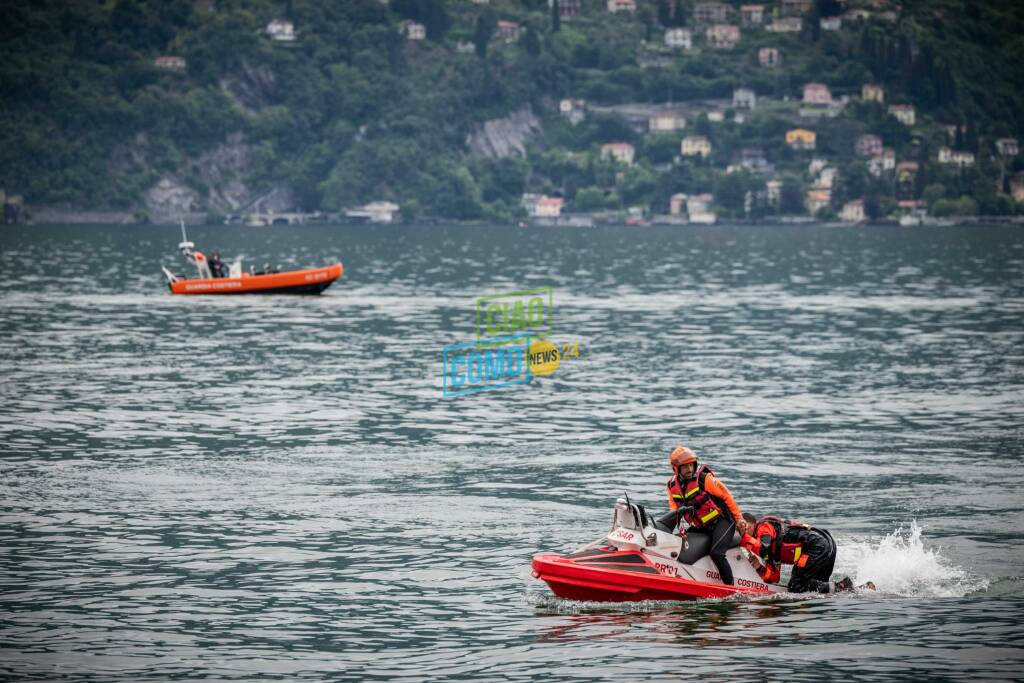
[[1, 223, 1023, 681]]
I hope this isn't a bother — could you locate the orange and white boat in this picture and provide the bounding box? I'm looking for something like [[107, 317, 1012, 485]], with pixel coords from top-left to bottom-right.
[[166, 263, 343, 295], [162, 221, 343, 295]]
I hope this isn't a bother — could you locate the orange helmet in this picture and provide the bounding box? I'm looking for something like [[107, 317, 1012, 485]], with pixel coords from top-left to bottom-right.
[[669, 446, 697, 468]]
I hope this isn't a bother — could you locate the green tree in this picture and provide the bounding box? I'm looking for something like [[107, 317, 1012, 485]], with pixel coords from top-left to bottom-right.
[[392, 0, 451, 41], [574, 186, 610, 211], [621, 166, 656, 206], [658, 0, 687, 27], [473, 14, 491, 58], [780, 177, 805, 214], [523, 25, 541, 57], [864, 195, 883, 220], [479, 157, 528, 203], [694, 113, 711, 136], [429, 165, 484, 218], [713, 172, 751, 213], [922, 183, 946, 208]]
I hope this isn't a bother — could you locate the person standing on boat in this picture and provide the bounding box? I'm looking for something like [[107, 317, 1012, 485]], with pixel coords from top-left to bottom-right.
[[208, 251, 225, 278], [666, 446, 748, 586], [740, 512, 869, 593]]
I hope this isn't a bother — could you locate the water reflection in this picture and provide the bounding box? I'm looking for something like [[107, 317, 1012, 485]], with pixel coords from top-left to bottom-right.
[[534, 597, 828, 648]]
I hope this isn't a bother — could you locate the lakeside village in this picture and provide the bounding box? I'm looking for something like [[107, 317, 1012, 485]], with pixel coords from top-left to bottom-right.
[[224, 1, 1024, 229], [526, 88, 1022, 227], [515, 0, 1024, 227], [8, 0, 1024, 229]]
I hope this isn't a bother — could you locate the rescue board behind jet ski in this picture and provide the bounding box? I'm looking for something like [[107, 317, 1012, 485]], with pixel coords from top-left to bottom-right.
[[532, 497, 787, 602]]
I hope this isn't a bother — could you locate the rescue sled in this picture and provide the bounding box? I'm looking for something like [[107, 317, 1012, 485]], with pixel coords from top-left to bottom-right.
[[161, 221, 343, 295], [532, 497, 787, 602]]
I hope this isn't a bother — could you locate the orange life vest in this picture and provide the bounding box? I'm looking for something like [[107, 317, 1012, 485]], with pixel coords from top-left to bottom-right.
[[666, 464, 727, 529]]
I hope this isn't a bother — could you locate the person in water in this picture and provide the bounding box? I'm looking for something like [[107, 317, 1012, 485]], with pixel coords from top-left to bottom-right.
[[741, 512, 873, 593], [666, 446, 748, 586], [208, 251, 225, 278]]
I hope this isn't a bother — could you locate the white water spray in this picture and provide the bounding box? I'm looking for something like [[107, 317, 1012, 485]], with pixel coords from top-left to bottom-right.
[[838, 521, 987, 598]]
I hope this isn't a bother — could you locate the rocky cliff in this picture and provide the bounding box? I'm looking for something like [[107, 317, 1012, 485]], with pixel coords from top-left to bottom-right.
[[466, 107, 541, 159]]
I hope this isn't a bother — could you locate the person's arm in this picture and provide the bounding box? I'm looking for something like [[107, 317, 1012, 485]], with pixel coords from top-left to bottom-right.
[[704, 473, 743, 524], [742, 524, 775, 561], [667, 483, 679, 511], [759, 562, 781, 583]]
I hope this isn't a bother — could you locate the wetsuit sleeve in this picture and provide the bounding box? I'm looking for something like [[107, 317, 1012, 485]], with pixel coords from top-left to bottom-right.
[[703, 474, 743, 522]]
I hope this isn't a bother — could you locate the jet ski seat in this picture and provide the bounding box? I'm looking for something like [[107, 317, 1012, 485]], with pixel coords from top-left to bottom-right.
[[675, 529, 743, 565]]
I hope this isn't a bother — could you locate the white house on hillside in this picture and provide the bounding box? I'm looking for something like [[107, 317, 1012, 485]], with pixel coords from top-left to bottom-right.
[[862, 83, 885, 102], [803, 82, 832, 104], [398, 20, 426, 40], [154, 56, 186, 70], [649, 114, 686, 132], [560, 98, 586, 126], [706, 24, 740, 48], [840, 199, 865, 222], [888, 104, 915, 126], [996, 138, 1020, 156], [664, 28, 693, 49], [687, 194, 716, 223], [733, 88, 756, 109], [758, 47, 781, 67], [681, 135, 712, 157], [600, 143, 636, 166], [266, 18, 296, 41]]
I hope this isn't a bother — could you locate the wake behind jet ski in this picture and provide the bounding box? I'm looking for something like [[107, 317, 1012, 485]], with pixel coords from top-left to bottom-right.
[[531, 497, 787, 602]]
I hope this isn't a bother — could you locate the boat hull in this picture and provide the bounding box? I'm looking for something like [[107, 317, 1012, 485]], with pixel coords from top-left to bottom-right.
[[531, 552, 771, 602], [169, 263, 343, 295]]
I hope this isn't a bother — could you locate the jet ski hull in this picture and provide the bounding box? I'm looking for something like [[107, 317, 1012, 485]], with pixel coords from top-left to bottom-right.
[[532, 551, 773, 602], [169, 263, 343, 295]]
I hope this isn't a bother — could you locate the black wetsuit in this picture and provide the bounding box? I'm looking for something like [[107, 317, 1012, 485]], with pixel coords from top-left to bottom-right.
[[209, 256, 224, 278], [708, 516, 736, 585], [788, 528, 838, 593]]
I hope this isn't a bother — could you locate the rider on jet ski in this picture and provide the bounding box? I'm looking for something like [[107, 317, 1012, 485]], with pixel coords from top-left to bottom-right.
[[667, 446, 749, 586], [740, 512, 873, 593]]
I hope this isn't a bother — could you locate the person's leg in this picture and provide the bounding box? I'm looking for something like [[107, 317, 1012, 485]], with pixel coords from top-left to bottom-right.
[[818, 529, 860, 591], [708, 517, 736, 585], [787, 566, 812, 593]]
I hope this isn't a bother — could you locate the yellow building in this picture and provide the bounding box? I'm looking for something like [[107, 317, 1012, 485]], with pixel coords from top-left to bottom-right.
[[786, 128, 817, 150]]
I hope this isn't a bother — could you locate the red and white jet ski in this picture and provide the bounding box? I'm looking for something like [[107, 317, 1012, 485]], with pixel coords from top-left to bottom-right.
[[532, 497, 786, 602]]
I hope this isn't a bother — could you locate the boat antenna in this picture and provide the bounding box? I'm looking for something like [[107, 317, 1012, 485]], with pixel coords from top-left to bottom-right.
[[179, 216, 188, 243]]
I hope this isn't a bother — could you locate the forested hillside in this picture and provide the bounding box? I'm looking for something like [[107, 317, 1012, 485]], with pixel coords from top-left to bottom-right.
[[2, 0, 1022, 222]]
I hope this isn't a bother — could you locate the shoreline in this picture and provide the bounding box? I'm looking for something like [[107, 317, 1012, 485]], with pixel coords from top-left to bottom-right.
[[8, 204, 1024, 229], [12, 215, 1024, 228]]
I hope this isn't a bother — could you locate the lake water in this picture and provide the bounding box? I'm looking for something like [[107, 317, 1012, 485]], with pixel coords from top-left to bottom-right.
[[1, 222, 1023, 680]]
